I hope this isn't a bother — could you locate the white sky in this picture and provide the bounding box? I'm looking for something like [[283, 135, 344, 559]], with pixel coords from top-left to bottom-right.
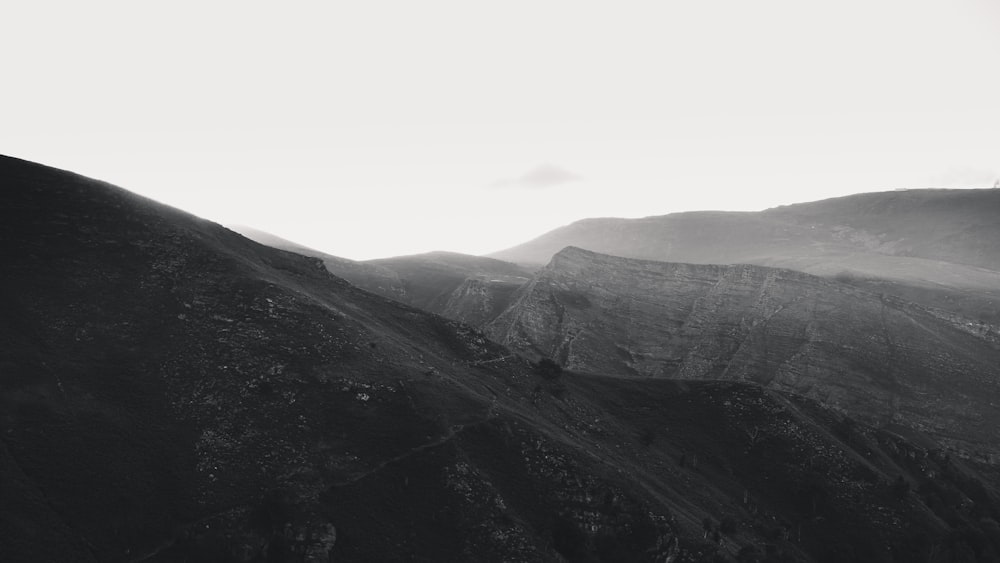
[[3, 1, 999, 259]]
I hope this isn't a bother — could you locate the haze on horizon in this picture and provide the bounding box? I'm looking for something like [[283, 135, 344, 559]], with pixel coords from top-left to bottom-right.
[[3, 1, 999, 260]]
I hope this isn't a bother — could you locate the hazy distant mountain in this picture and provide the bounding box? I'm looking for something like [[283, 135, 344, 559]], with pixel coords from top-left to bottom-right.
[[488, 247, 1000, 455], [489, 188, 1000, 300], [231, 225, 409, 302], [366, 251, 533, 320], [6, 155, 1000, 562], [235, 226, 534, 323]]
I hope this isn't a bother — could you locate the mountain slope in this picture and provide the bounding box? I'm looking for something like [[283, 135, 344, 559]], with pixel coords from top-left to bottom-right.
[[233, 226, 532, 321], [366, 251, 533, 314], [488, 189, 1000, 320], [231, 225, 409, 302], [488, 247, 1000, 455], [5, 155, 1000, 562], [761, 188, 1000, 270], [0, 155, 554, 561]]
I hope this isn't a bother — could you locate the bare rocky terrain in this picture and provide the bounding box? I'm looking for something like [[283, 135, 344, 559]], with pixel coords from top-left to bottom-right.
[[485, 247, 1000, 457], [4, 155, 1000, 562]]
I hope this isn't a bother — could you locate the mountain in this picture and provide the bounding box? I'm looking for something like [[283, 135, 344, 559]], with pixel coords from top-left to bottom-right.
[[233, 227, 533, 322], [231, 226, 409, 302], [487, 247, 1000, 456], [488, 189, 1000, 322], [366, 251, 533, 315], [490, 188, 1000, 271], [6, 155, 1000, 562]]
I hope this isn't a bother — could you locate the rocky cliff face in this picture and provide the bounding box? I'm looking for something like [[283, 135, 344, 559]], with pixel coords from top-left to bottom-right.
[[489, 247, 1000, 455], [441, 277, 524, 327]]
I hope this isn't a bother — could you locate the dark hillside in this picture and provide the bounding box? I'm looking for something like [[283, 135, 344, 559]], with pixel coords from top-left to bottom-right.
[[230, 225, 410, 304], [4, 155, 1000, 562]]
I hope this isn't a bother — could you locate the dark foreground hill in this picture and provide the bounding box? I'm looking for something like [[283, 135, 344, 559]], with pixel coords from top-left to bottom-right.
[[4, 155, 1000, 562]]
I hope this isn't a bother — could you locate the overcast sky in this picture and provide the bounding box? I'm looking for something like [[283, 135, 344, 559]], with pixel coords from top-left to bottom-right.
[[4, 1, 999, 259]]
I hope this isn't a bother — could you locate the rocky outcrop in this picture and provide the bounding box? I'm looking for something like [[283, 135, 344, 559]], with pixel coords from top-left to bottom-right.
[[489, 247, 1000, 454], [232, 225, 409, 302], [441, 277, 524, 327], [318, 254, 408, 301]]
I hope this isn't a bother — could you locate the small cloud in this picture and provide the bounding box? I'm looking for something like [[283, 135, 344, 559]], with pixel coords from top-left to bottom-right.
[[491, 163, 582, 190]]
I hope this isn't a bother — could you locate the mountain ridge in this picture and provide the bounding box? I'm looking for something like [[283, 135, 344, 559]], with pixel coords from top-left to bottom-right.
[[487, 189, 1000, 310]]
